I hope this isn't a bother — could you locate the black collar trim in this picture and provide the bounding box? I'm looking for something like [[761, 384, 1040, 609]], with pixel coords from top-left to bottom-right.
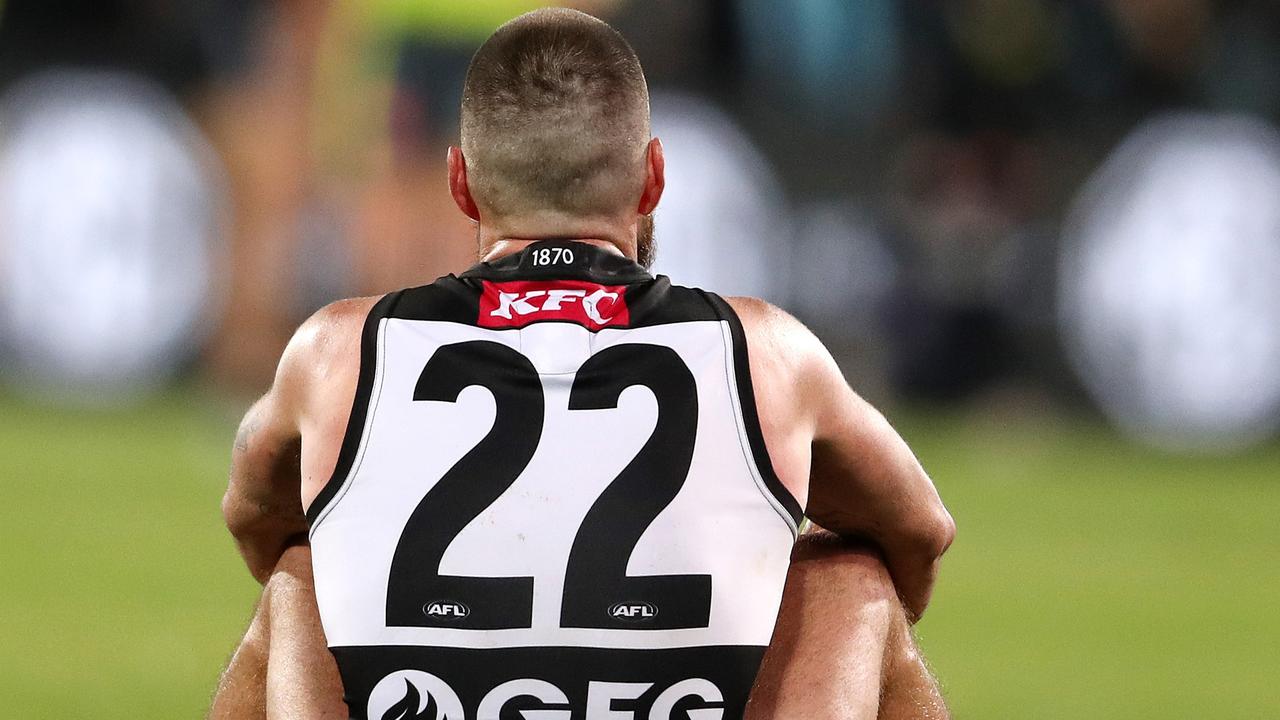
[[460, 240, 652, 284]]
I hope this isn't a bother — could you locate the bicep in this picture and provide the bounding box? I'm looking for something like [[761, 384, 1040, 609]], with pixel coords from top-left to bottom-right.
[[225, 390, 304, 520], [223, 296, 377, 520], [223, 320, 319, 528]]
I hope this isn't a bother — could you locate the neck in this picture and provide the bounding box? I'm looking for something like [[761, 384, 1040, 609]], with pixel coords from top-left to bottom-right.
[[476, 211, 638, 263]]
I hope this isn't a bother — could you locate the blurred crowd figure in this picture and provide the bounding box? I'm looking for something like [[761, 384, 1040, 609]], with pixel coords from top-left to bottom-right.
[[2, 0, 1280, 448]]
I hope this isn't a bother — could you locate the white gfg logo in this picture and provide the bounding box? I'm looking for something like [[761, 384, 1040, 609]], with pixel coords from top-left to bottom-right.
[[367, 671, 725, 720]]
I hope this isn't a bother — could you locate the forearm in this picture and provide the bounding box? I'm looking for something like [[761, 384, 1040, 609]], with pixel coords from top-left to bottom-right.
[[747, 532, 899, 720], [808, 520, 941, 622], [807, 501, 951, 622], [881, 548, 942, 622], [886, 502, 955, 621], [808, 436, 955, 620]]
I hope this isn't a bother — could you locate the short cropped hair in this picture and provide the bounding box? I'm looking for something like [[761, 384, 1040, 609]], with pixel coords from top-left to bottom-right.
[[461, 8, 650, 218]]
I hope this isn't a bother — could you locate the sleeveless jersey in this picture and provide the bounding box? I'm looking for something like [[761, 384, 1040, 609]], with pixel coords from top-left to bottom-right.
[[307, 241, 804, 720]]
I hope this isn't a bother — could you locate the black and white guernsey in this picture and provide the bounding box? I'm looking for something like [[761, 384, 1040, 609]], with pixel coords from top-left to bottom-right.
[[307, 241, 804, 720]]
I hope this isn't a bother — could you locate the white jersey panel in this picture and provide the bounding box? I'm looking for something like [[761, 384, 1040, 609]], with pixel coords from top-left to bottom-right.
[[310, 317, 795, 651]]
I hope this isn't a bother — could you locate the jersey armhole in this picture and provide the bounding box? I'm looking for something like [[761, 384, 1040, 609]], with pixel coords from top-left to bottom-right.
[[700, 292, 805, 530], [306, 291, 402, 530]]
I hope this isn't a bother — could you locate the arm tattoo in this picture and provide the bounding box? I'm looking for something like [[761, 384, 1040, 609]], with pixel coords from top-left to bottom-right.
[[257, 499, 305, 521], [234, 415, 262, 453]]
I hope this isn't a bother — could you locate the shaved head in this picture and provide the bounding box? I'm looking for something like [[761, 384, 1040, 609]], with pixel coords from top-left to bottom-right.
[[461, 8, 651, 220]]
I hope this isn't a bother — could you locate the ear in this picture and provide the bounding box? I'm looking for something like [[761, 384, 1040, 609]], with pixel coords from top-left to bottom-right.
[[636, 137, 665, 215], [447, 146, 481, 221]]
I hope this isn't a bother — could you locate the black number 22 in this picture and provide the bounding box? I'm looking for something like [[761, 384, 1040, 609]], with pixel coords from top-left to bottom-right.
[[385, 340, 711, 631]]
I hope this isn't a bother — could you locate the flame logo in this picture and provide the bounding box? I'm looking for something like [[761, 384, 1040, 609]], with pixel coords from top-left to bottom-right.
[[380, 678, 441, 720]]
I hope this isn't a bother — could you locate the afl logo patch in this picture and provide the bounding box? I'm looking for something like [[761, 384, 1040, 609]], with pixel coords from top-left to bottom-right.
[[423, 600, 470, 620], [608, 601, 658, 621]]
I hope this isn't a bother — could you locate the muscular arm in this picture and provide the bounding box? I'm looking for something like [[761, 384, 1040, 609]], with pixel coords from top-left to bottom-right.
[[224, 388, 307, 584], [730, 297, 955, 621], [806, 366, 955, 621], [222, 298, 374, 584], [223, 351, 310, 584]]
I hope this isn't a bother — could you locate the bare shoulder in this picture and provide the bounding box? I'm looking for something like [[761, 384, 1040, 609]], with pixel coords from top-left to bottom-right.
[[722, 295, 797, 331], [724, 295, 864, 439], [288, 296, 380, 352], [721, 297, 847, 503], [723, 295, 837, 387], [271, 296, 382, 407], [279, 297, 381, 371]]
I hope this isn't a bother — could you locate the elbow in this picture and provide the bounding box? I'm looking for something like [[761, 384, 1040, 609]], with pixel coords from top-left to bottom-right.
[[222, 489, 252, 541], [934, 507, 957, 557], [221, 490, 234, 532], [911, 506, 956, 563], [937, 508, 957, 556]]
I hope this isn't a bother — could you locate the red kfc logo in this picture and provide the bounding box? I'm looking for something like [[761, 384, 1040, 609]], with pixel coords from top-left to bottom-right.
[[478, 280, 630, 330]]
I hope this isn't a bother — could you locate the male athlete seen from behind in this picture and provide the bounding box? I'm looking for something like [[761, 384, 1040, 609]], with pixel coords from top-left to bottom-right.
[[212, 9, 954, 720]]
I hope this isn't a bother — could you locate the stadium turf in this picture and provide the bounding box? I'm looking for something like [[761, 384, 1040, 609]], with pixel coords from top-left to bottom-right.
[[2, 389, 1277, 718]]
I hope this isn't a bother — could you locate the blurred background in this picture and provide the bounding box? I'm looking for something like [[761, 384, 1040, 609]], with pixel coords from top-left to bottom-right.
[[1, 0, 1278, 717]]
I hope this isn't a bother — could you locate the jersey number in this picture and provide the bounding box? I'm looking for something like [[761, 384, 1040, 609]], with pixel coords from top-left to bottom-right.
[[385, 340, 711, 631]]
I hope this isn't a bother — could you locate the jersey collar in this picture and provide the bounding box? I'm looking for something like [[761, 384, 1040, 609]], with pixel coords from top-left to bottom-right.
[[460, 240, 653, 284]]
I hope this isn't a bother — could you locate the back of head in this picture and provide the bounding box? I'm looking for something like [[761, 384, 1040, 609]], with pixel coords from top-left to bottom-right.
[[461, 8, 650, 220]]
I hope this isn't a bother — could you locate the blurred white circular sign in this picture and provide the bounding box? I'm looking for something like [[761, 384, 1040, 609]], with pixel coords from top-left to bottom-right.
[[0, 70, 223, 401], [1060, 113, 1280, 449]]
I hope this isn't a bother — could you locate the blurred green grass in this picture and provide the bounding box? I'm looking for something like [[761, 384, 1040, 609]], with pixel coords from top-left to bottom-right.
[[1, 390, 1277, 718]]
